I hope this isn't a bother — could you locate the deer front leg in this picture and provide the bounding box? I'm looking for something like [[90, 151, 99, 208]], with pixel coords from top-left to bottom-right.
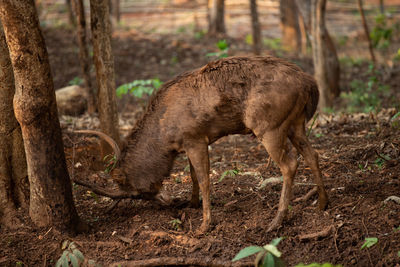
[[189, 159, 200, 208], [184, 139, 211, 234]]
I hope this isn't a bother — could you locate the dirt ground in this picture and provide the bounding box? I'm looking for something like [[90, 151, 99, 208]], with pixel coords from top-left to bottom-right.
[[1, 9, 400, 267]]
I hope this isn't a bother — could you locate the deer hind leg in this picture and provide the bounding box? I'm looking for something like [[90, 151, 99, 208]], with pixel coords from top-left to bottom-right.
[[189, 159, 200, 208], [184, 139, 211, 233], [259, 129, 298, 232], [289, 115, 328, 210]]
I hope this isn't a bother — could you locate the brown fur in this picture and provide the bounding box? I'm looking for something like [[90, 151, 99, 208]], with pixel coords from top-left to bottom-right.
[[107, 56, 327, 232]]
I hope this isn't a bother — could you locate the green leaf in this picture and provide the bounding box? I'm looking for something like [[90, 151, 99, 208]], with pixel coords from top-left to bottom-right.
[[72, 248, 85, 261], [391, 111, 400, 121], [69, 253, 80, 267], [263, 244, 282, 258], [232, 246, 264, 262], [270, 237, 283, 247], [398, 251, 400, 258], [69, 242, 77, 250], [263, 252, 275, 267], [361, 237, 378, 250]]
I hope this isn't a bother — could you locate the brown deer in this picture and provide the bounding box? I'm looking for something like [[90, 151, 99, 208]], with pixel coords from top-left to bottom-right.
[[75, 56, 328, 233]]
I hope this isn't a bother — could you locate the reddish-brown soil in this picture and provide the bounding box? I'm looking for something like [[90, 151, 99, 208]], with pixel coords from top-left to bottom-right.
[[1, 22, 400, 267]]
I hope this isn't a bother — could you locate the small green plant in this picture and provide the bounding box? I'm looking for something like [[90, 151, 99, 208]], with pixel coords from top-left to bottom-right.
[[194, 30, 207, 40], [263, 38, 282, 51], [219, 168, 239, 182], [104, 154, 117, 174], [295, 263, 342, 267], [232, 237, 284, 267], [370, 14, 393, 50], [55, 241, 84, 267], [68, 77, 84, 86], [374, 154, 391, 169], [206, 40, 229, 59], [116, 78, 163, 98], [361, 237, 378, 250], [169, 219, 182, 231], [390, 111, 400, 128], [341, 64, 390, 112]]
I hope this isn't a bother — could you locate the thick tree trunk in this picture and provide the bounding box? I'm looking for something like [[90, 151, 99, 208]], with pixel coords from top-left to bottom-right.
[[249, 0, 262, 55], [0, 0, 81, 232], [72, 0, 96, 114], [357, 0, 376, 64], [280, 0, 301, 52], [296, 0, 340, 108], [90, 0, 121, 155], [208, 0, 225, 36], [65, 0, 76, 27], [310, 0, 339, 108], [0, 22, 29, 229]]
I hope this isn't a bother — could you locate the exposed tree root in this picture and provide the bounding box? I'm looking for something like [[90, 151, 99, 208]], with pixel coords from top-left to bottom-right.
[[298, 225, 334, 241], [110, 257, 252, 267]]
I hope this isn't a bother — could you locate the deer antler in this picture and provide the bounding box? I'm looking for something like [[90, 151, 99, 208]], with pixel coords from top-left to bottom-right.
[[74, 130, 121, 161]]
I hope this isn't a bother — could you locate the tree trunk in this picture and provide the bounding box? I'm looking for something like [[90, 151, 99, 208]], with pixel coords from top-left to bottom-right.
[[310, 0, 340, 108], [65, 0, 76, 27], [357, 0, 376, 64], [111, 0, 120, 24], [208, 0, 225, 36], [296, 0, 340, 108], [72, 0, 96, 114], [0, 21, 29, 229], [90, 0, 121, 155], [280, 0, 301, 52], [249, 0, 262, 55], [0, 0, 82, 232]]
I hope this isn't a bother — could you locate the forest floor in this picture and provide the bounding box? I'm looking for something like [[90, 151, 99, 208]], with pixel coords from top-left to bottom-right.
[[1, 22, 400, 267]]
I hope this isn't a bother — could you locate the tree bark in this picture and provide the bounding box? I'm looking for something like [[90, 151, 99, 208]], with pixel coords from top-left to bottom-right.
[[249, 0, 262, 55], [110, 0, 120, 24], [90, 0, 121, 155], [296, 0, 340, 108], [208, 0, 225, 36], [280, 0, 301, 52], [0, 0, 81, 232], [357, 0, 376, 64], [65, 0, 76, 27], [72, 0, 96, 114], [310, 0, 339, 108], [0, 21, 29, 229]]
